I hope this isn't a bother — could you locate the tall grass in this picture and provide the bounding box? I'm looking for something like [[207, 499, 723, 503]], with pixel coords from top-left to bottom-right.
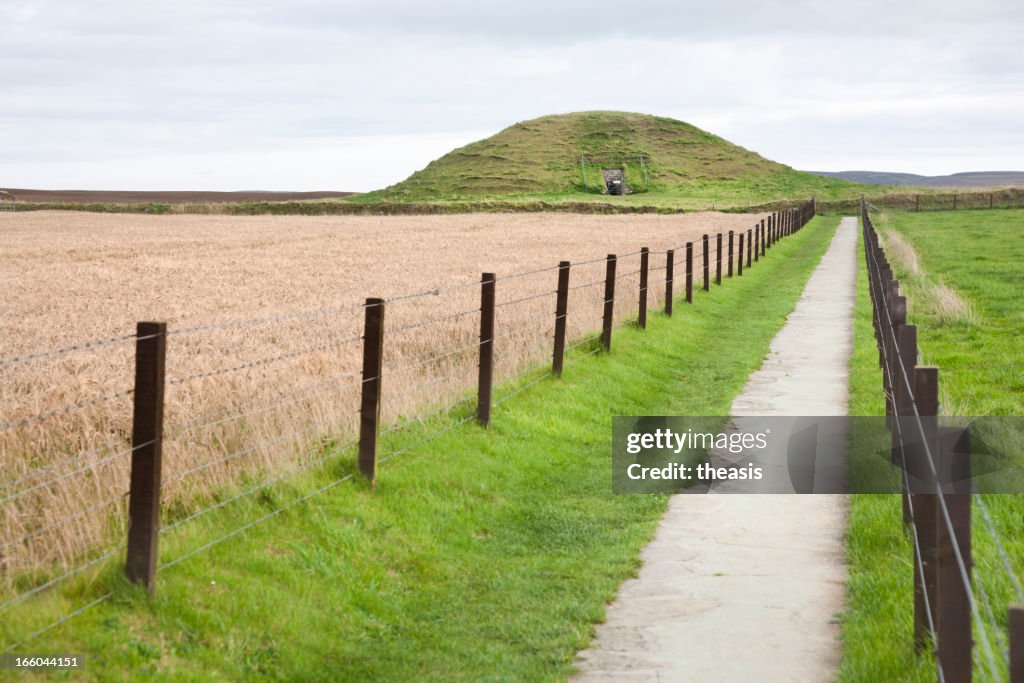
[[0, 215, 840, 679], [880, 225, 980, 327], [0, 210, 758, 585]]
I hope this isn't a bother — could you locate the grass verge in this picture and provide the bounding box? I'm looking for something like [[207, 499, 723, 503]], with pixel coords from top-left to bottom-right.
[[2, 216, 840, 682], [841, 209, 1024, 681]]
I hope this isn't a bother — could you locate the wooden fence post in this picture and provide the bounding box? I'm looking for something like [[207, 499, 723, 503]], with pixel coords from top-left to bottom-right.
[[685, 243, 693, 303], [891, 301, 909, 524], [602, 255, 616, 351], [936, 418, 972, 683], [876, 266, 892, 409], [753, 223, 760, 262], [737, 233, 744, 276], [477, 274, 496, 426], [715, 233, 722, 285], [746, 228, 752, 268], [126, 321, 167, 594], [359, 299, 385, 483], [989, 194, 994, 210], [702, 234, 710, 292], [664, 250, 674, 317], [1010, 605, 1024, 682], [727, 231, 734, 277], [912, 366, 940, 654], [760, 219, 766, 257], [552, 262, 570, 376], [639, 247, 649, 329], [886, 289, 904, 414], [883, 286, 903, 428]]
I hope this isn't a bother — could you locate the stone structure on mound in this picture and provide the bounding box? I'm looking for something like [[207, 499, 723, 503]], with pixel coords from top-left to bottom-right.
[[601, 168, 628, 195]]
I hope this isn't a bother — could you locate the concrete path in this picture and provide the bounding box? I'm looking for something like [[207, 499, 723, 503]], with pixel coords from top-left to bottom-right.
[[573, 217, 858, 682]]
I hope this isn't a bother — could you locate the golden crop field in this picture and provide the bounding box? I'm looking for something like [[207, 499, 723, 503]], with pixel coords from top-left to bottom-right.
[[0, 209, 765, 581]]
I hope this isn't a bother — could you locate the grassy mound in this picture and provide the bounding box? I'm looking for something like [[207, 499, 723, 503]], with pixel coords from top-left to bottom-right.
[[358, 111, 865, 204]]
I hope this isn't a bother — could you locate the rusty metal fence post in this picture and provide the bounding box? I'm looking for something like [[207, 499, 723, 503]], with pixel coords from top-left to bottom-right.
[[126, 321, 167, 594]]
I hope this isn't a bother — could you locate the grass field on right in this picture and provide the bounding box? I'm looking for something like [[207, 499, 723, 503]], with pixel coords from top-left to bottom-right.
[[842, 209, 1024, 681]]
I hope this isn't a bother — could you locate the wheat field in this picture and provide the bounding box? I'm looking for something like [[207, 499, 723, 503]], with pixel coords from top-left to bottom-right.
[[0, 209, 765, 582]]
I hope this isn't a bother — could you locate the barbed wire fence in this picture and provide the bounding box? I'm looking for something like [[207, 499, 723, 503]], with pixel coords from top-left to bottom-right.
[[0, 204, 813, 652], [861, 196, 1024, 682]]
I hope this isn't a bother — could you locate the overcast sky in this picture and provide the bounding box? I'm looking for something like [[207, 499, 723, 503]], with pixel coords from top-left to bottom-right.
[[2, 0, 1022, 191]]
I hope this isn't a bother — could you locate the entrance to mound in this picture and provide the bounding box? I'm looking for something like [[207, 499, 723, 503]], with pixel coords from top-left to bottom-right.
[[601, 168, 628, 195], [579, 154, 648, 195]]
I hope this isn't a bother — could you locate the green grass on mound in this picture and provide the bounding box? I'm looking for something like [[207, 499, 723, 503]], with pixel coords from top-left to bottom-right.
[[1, 217, 840, 682], [353, 111, 867, 207]]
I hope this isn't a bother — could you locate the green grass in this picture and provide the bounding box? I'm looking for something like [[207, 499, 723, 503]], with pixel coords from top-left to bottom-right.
[[841, 209, 1024, 681], [1, 218, 840, 682], [875, 209, 1024, 415]]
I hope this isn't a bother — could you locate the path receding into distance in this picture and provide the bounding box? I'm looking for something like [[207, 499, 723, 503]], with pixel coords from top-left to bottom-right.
[[573, 216, 859, 682]]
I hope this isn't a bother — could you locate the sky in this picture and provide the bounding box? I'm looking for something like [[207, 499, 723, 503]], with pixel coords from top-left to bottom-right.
[[2, 0, 1022, 191]]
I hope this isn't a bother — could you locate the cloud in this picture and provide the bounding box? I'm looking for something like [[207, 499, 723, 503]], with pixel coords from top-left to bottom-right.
[[1, 0, 1021, 189]]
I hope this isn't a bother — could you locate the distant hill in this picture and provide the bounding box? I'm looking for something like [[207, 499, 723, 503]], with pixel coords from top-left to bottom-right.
[[363, 111, 860, 202], [0, 189, 358, 204], [807, 171, 1024, 188]]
